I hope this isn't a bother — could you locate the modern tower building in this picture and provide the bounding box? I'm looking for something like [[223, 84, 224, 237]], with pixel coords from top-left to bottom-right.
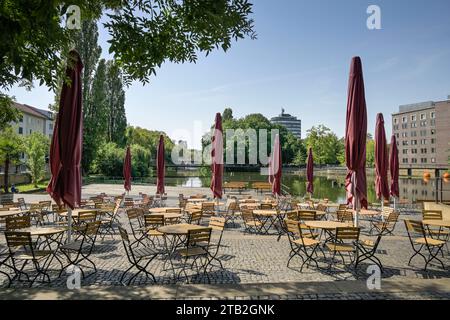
[[270, 108, 302, 139]]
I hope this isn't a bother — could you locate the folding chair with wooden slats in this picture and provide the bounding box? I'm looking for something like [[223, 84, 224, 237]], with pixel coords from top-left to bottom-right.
[[144, 214, 165, 247], [369, 210, 400, 236], [99, 199, 122, 239], [118, 226, 159, 285], [241, 209, 262, 234], [187, 210, 203, 225], [422, 210, 450, 243], [404, 220, 445, 271], [126, 208, 146, 246], [326, 227, 360, 269], [355, 234, 384, 272], [284, 219, 322, 272], [201, 202, 216, 217], [204, 217, 226, 271], [59, 221, 101, 279], [6, 215, 31, 231], [175, 227, 212, 283], [5, 231, 55, 286]]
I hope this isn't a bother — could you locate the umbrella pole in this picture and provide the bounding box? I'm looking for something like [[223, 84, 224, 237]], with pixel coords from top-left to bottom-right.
[[68, 207, 72, 243], [352, 173, 359, 227], [393, 197, 396, 210]]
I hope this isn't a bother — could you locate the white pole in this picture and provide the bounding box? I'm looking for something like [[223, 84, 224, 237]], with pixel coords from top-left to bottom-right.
[[68, 207, 72, 243], [393, 197, 397, 210], [381, 196, 385, 222], [352, 173, 359, 227]]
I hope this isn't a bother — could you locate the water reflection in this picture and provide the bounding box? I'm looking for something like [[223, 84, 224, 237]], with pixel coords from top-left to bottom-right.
[[162, 171, 449, 203]]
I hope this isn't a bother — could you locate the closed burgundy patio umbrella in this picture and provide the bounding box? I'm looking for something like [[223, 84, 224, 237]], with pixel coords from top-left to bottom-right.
[[306, 147, 314, 197], [375, 113, 390, 213], [344, 56, 368, 226], [210, 113, 223, 199], [156, 134, 165, 195], [389, 134, 400, 209], [47, 50, 83, 241], [123, 146, 132, 193], [271, 134, 282, 196]]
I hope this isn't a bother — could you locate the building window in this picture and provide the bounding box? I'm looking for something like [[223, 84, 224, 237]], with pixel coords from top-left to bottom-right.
[[431, 158, 436, 163], [410, 122, 417, 128], [396, 133, 399, 138], [431, 138, 435, 144], [420, 120, 427, 127], [411, 115, 417, 121], [420, 139, 426, 145], [412, 148, 417, 154], [420, 113, 426, 120], [421, 158, 427, 163], [411, 158, 417, 163], [411, 140, 417, 145], [402, 132, 408, 138], [29, 129, 32, 134], [403, 141, 409, 146], [411, 131, 417, 137], [431, 119, 436, 126], [402, 123, 408, 129], [19, 116, 23, 123], [431, 148, 435, 153], [402, 149, 408, 154], [393, 118, 398, 124], [421, 148, 427, 154], [431, 111, 435, 119], [18, 127, 23, 134], [403, 158, 409, 163], [402, 116, 407, 123]]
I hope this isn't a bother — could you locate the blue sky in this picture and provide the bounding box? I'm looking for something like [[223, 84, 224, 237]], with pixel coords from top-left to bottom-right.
[[9, 0, 450, 149]]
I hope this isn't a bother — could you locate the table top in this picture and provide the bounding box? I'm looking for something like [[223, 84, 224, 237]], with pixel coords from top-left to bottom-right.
[[0, 208, 31, 217], [253, 209, 278, 216], [148, 212, 182, 219], [58, 209, 100, 217], [187, 198, 208, 202], [158, 223, 206, 235], [355, 209, 381, 216], [304, 221, 349, 230], [239, 199, 260, 203], [422, 219, 450, 228], [240, 203, 260, 208], [20, 226, 67, 236], [148, 207, 180, 213]]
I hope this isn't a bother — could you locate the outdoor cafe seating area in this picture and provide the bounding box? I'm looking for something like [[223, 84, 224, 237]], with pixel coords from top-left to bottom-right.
[[1, 191, 449, 288]]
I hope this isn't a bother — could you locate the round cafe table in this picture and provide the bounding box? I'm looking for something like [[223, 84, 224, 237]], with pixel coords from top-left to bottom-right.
[[422, 220, 450, 228], [148, 212, 182, 223], [0, 210, 26, 219], [304, 220, 350, 244], [148, 207, 180, 213], [157, 223, 207, 280], [57, 208, 100, 218], [187, 198, 208, 203], [253, 209, 279, 234]]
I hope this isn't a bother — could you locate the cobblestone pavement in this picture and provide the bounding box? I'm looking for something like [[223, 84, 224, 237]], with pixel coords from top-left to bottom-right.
[[1, 185, 450, 300]]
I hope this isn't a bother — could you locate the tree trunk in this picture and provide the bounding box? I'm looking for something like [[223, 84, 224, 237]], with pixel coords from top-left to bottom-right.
[[4, 157, 10, 193]]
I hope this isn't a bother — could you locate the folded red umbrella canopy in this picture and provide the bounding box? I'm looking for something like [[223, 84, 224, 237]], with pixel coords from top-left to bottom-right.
[[345, 56, 368, 210], [210, 113, 223, 199], [375, 113, 390, 201], [47, 50, 83, 210], [389, 134, 400, 198], [123, 146, 132, 192], [156, 134, 165, 195], [306, 147, 314, 195], [271, 134, 282, 196]]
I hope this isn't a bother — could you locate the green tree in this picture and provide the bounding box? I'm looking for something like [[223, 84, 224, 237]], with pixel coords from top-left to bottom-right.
[[83, 59, 109, 172], [0, 1, 255, 118], [304, 125, 341, 165], [222, 108, 233, 122], [0, 95, 21, 131], [25, 133, 49, 187], [125, 126, 175, 162], [106, 61, 127, 146], [0, 126, 24, 193], [366, 138, 375, 168], [91, 142, 123, 177]]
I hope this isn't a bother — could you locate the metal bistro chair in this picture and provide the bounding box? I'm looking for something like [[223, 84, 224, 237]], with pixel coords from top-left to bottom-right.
[[59, 221, 101, 279], [5, 231, 55, 286], [187, 210, 203, 225], [175, 227, 212, 283], [241, 209, 262, 234], [369, 210, 400, 236], [422, 210, 450, 243], [126, 208, 146, 246], [404, 220, 445, 271], [118, 226, 160, 285], [143, 214, 165, 247], [204, 217, 226, 271], [355, 233, 384, 272], [0, 243, 14, 287], [284, 219, 322, 272], [99, 199, 122, 239], [326, 227, 361, 269], [6, 215, 31, 231]]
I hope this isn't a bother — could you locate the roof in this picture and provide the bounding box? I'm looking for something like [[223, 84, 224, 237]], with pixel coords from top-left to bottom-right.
[[13, 102, 52, 120]]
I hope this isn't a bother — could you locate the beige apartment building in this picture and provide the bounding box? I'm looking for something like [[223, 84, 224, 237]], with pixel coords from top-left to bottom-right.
[[1, 102, 54, 174], [392, 97, 450, 175]]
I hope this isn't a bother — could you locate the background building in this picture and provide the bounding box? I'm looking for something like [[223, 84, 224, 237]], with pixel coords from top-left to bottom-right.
[[270, 108, 302, 139], [392, 97, 450, 174]]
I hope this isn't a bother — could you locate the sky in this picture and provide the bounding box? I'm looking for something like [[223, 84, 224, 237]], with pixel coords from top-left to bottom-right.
[[8, 0, 450, 149]]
